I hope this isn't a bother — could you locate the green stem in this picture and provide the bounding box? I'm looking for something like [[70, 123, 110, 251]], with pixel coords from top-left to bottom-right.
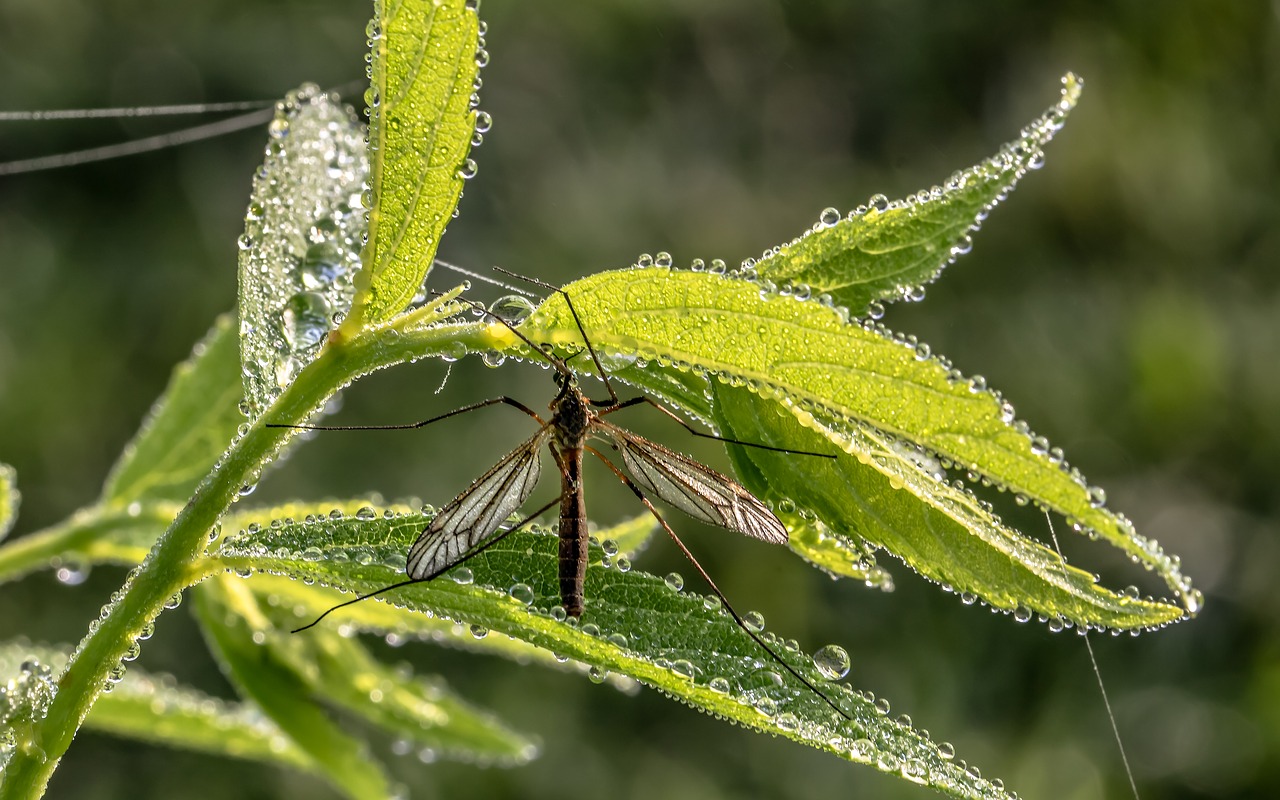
[[0, 313, 490, 798]]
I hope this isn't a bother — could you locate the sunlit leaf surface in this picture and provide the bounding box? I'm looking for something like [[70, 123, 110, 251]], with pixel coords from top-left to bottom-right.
[[351, 0, 480, 326], [515, 268, 1193, 629]]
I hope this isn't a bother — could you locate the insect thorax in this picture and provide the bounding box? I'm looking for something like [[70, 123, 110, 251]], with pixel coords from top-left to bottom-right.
[[551, 381, 592, 449]]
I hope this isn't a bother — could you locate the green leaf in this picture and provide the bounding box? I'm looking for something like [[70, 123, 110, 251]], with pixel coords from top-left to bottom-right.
[[0, 640, 310, 770], [219, 511, 1017, 799], [102, 316, 244, 505], [0, 464, 17, 543], [752, 75, 1081, 315], [348, 0, 481, 327], [193, 577, 393, 800], [515, 268, 1194, 628], [254, 594, 538, 765], [237, 87, 369, 417], [245, 575, 641, 695]]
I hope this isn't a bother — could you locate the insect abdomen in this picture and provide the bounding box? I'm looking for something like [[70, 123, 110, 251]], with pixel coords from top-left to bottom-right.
[[558, 449, 589, 617]]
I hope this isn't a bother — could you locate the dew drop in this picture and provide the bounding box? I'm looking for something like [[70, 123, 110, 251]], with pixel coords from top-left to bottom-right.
[[470, 624, 488, 639], [819, 207, 841, 227], [490, 294, 536, 325], [812, 644, 851, 680], [452, 567, 474, 585], [1087, 485, 1107, 509], [280, 291, 332, 350], [664, 572, 684, 592], [509, 583, 535, 606]]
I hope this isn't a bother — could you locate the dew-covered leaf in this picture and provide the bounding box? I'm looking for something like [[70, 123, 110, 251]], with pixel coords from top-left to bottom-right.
[[253, 595, 538, 765], [243, 571, 641, 695], [193, 577, 392, 800], [0, 464, 18, 543], [237, 86, 369, 417], [516, 268, 1194, 628], [0, 640, 310, 770], [103, 316, 244, 505], [752, 75, 1080, 316], [349, 0, 481, 326], [219, 511, 1017, 799]]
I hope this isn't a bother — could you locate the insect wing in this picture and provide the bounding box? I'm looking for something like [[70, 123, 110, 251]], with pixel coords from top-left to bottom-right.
[[408, 427, 550, 579], [602, 423, 788, 545]]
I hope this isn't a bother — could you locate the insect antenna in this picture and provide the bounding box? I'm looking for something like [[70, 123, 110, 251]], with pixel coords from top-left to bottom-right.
[[586, 446, 854, 722], [291, 496, 561, 633]]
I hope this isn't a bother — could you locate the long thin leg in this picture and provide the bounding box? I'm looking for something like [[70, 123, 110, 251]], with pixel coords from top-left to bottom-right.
[[585, 446, 852, 722], [491, 266, 619, 405], [291, 495, 562, 633], [266, 396, 545, 432], [601, 395, 836, 459]]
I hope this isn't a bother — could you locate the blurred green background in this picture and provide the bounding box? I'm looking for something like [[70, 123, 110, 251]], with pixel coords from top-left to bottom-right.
[[1, 2, 1276, 798]]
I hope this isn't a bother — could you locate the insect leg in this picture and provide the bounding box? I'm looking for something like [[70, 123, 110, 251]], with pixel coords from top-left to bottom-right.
[[267, 395, 545, 432]]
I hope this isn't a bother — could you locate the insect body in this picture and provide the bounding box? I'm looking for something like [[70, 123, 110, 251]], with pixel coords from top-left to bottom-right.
[[407, 361, 788, 618]]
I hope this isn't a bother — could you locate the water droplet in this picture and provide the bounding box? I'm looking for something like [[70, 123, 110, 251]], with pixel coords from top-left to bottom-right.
[[300, 242, 346, 289], [490, 294, 536, 325], [587, 666, 608, 684], [470, 624, 488, 639], [54, 563, 90, 586], [280, 291, 332, 350], [743, 610, 765, 632], [819, 207, 841, 227], [474, 110, 493, 133], [355, 506, 376, 520], [654, 251, 673, 268], [452, 567, 474, 585], [868, 194, 890, 213], [456, 158, 478, 180], [509, 583, 535, 605], [1013, 606, 1033, 623], [812, 644, 851, 680], [1087, 485, 1107, 509], [664, 572, 684, 592], [671, 659, 696, 679]]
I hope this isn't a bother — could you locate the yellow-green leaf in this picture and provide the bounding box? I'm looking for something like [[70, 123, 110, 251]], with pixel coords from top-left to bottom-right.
[[348, 0, 481, 328]]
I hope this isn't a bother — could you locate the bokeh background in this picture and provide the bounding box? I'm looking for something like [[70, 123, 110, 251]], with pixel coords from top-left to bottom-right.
[[1, 2, 1276, 798]]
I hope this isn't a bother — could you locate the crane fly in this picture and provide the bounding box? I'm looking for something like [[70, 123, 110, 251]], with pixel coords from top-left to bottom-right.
[[275, 271, 851, 719]]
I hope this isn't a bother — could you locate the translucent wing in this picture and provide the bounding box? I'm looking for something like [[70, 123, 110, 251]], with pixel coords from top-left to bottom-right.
[[601, 421, 788, 545], [407, 427, 550, 579]]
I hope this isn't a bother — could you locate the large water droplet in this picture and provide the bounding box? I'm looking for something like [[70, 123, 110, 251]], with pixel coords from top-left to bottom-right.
[[812, 644, 851, 680], [280, 291, 332, 350]]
